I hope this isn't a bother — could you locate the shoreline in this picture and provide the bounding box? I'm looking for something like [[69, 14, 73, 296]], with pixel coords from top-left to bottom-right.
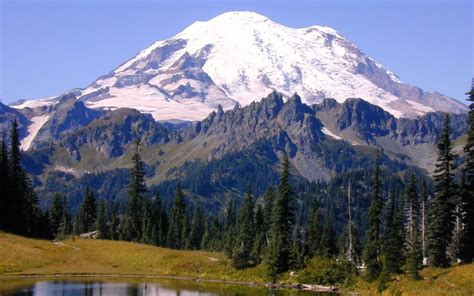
[[0, 273, 340, 293]]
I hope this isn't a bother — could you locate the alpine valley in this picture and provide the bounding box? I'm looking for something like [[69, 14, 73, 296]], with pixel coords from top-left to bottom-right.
[[0, 11, 469, 211]]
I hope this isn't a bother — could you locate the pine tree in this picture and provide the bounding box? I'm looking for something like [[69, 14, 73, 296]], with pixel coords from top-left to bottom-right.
[[263, 186, 275, 242], [320, 213, 337, 257], [291, 227, 305, 269], [140, 198, 153, 244], [307, 198, 322, 257], [181, 211, 190, 249], [57, 195, 71, 239], [460, 83, 474, 263], [363, 154, 383, 281], [420, 180, 429, 263], [232, 188, 256, 268], [404, 174, 422, 278], [266, 155, 295, 280], [150, 194, 167, 246], [166, 185, 187, 249], [49, 194, 64, 238], [224, 200, 237, 257], [76, 188, 97, 234], [0, 135, 8, 231], [124, 141, 147, 241], [252, 204, 266, 263], [188, 204, 205, 249], [9, 120, 24, 234], [96, 199, 108, 239], [428, 114, 456, 267], [383, 190, 404, 274], [109, 202, 119, 240]]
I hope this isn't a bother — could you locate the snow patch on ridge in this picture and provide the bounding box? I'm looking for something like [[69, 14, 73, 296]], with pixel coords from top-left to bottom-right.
[[321, 127, 342, 140], [21, 114, 50, 150]]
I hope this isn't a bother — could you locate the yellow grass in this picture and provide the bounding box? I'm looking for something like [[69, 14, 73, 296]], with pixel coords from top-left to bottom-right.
[[1, 232, 473, 295], [0, 232, 265, 282]]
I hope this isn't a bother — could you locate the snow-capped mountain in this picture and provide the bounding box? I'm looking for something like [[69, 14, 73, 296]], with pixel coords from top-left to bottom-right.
[[10, 11, 467, 147]]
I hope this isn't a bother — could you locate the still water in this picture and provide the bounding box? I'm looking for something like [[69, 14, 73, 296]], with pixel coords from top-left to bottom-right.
[[0, 278, 329, 296]]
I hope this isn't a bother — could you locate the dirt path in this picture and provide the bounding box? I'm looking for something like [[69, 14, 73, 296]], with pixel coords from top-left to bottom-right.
[[52, 241, 81, 250]]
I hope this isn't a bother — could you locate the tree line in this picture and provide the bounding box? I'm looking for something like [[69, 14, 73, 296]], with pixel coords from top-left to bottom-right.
[[0, 86, 473, 286]]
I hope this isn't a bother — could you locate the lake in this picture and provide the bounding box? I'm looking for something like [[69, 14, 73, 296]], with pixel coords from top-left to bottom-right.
[[0, 277, 331, 295]]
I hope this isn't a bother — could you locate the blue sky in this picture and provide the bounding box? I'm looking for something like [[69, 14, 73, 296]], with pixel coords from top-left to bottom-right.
[[0, 0, 472, 104]]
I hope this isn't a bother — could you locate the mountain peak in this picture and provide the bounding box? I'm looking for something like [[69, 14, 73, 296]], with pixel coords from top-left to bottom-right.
[[14, 11, 467, 125], [208, 11, 270, 23]]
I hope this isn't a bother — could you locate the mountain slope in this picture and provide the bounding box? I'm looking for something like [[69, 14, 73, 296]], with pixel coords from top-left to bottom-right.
[[11, 11, 466, 132]]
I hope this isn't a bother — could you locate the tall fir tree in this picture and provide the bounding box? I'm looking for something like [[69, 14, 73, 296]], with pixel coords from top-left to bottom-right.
[[428, 114, 456, 267], [252, 204, 266, 263], [0, 135, 8, 231], [460, 83, 474, 263], [124, 141, 147, 241], [188, 204, 205, 249], [232, 188, 256, 268], [166, 185, 187, 249], [151, 194, 167, 246], [363, 153, 383, 281], [76, 187, 97, 234], [320, 213, 337, 257], [95, 199, 108, 239], [57, 195, 71, 239], [266, 155, 295, 280], [420, 180, 429, 262], [263, 186, 275, 241], [224, 200, 237, 257], [307, 198, 322, 257], [109, 202, 120, 240], [404, 174, 422, 278], [49, 194, 64, 238], [383, 190, 404, 274]]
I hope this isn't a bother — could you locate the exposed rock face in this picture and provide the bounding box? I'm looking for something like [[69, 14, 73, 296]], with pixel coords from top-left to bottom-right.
[[31, 94, 103, 149], [60, 108, 171, 160]]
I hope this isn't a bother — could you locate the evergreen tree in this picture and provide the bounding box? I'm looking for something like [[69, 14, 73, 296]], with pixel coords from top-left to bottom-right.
[[291, 227, 305, 269], [76, 188, 97, 233], [96, 199, 108, 239], [9, 120, 25, 234], [0, 135, 8, 231], [404, 174, 422, 278], [49, 194, 64, 238], [188, 204, 205, 249], [266, 155, 295, 280], [420, 180, 429, 262], [363, 153, 383, 281], [151, 194, 167, 246], [140, 198, 153, 244], [263, 186, 275, 241], [307, 198, 322, 257], [224, 200, 237, 257], [181, 211, 190, 249], [320, 213, 337, 257], [232, 188, 256, 268], [124, 141, 147, 241], [166, 185, 187, 249], [252, 204, 266, 263], [460, 83, 474, 263], [109, 202, 119, 240], [383, 190, 404, 274], [57, 196, 71, 239], [428, 114, 456, 267]]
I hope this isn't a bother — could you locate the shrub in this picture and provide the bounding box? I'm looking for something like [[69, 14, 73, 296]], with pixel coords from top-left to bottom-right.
[[297, 257, 350, 286]]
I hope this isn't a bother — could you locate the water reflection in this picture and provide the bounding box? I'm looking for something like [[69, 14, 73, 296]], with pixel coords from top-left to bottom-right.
[[3, 281, 219, 296], [0, 279, 326, 296]]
